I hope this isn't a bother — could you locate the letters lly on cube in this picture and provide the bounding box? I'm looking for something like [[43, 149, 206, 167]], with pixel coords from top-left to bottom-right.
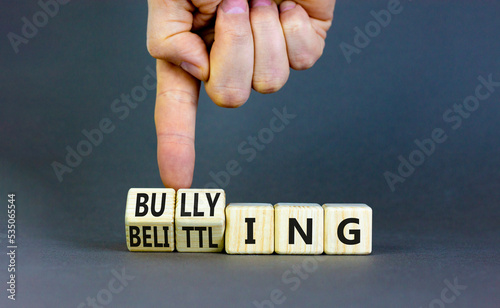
[[125, 188, 175, 252], [175, 189, 226, 252]]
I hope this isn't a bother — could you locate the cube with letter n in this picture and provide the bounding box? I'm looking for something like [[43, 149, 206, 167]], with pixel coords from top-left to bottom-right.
[[275, 203, 323, 254]]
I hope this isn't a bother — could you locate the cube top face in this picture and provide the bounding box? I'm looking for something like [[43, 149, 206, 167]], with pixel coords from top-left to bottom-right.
[[275, 203, 324, 254], [125, 188, 175, 252], [228, 203, 272, 207], [225, 203, 274, 254], [323, 203, 371, 210], [125, 188, 175, 224], [274, 203, 320, 209], [175, 189, 226, 224], [323, 203, 372, 255]]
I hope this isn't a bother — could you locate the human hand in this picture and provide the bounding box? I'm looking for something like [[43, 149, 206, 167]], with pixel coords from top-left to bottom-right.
[[147, 0, 335, 189]]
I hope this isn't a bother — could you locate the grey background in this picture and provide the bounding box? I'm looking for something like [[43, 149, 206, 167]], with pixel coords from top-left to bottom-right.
[[1, 0, 499, 307]]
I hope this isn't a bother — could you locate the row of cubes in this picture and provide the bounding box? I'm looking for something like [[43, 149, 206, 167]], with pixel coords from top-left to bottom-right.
[[125, 188, 372, 254]]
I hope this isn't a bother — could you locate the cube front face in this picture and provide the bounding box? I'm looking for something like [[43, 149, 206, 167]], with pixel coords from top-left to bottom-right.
[[225, 203, 274, 254], [125, 188, 175, 252], [275, 203, 324, 254], [323, 204, 372, 254], [175, 189, 226, 252]]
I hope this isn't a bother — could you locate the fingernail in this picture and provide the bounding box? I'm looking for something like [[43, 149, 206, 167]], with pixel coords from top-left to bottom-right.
[[280, 1, 296, 12], [221, 0, 247, 14], [251, 0, 272, 8], [180, 62, 201, 79]]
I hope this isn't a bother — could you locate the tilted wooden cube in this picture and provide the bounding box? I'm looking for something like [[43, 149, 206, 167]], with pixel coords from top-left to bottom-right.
[[275, 203, 324, 254], [125, 188, 175, 251], [323, 204, 372, 254], [225, 203, 274, 254], [175, 189, 226, 252]]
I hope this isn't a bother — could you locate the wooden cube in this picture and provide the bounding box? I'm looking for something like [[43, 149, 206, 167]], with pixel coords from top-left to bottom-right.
[[275, 203, 324, 254], [323, 204, 372, 254], [225, 203, 274, 254], [125, 188, 175, 251], [175, 189, 226, 252]]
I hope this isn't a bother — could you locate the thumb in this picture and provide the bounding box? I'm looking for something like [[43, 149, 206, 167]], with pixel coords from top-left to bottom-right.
[[147, 0, 209, 81]]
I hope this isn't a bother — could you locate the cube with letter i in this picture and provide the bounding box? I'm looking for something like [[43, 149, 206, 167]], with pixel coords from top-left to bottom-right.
[[125, 188, 175, 251], [323, 204, 372, 254], [175, 189, 226, 252], [275, 203, 324, 254], [225, 203, 274, 254]]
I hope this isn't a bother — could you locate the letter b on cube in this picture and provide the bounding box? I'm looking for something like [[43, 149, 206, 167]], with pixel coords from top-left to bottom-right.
[[125, 188, 175, 251]]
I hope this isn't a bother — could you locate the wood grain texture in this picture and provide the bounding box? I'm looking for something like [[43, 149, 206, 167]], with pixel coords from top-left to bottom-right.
[[125, 188, 175, 252], [323, 204, 372, 254], [175, 189, 226, 252], [225, 203, 274, 254], [275, 203, 324, 254]]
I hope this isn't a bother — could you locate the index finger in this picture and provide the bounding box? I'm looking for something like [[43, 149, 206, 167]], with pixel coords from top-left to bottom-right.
[[155, 59, 200, 189]]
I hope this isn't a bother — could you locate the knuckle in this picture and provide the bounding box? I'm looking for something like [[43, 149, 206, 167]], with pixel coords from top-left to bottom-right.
[[290, 49, 321, 70], [147, 39, 162, 59], [156, 132, 194, 146], [208, 85, 250, 108], [253, 74, 288, 94], [220, 27, 251, 45], [194, 0, 220, 14], [250, 11, 279, 30], [282, 18, 308, 36], [157, 89, 198, 107]]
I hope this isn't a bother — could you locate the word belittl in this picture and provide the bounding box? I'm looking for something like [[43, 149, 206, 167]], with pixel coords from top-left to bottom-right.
[[125, 189, 372, 255]]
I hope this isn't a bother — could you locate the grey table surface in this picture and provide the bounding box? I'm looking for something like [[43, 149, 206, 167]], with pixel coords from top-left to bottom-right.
[[1, 0, 499, 307]]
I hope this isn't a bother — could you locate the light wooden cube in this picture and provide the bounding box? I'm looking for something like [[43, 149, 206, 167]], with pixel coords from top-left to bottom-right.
[[323, 204, 372, 254], [125, 188, 175, 251], [275, 203, 324, 254], [175, 189, 226, 252], [225, 203, 274, 254]]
